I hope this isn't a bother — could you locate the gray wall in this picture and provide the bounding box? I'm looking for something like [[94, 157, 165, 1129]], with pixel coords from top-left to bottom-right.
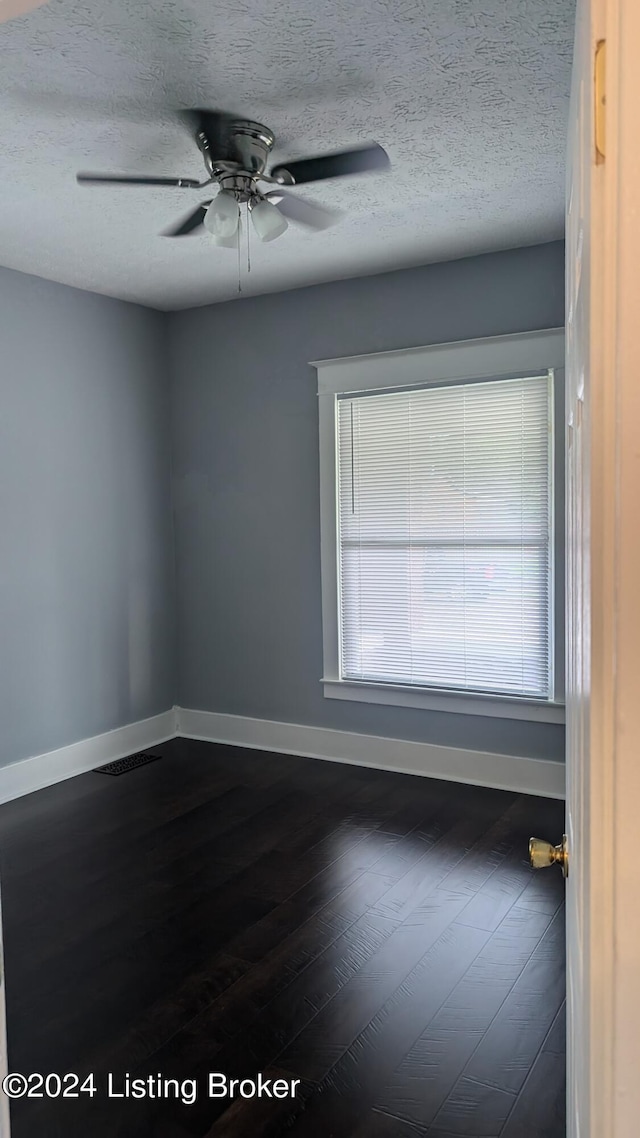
[[169, 241, 566, 761], [0, 244, 565, 772], [0, 267, 175, 768]]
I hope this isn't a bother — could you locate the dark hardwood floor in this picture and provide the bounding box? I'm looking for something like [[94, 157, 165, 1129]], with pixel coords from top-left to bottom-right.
[[0, 738, 566, 1137]]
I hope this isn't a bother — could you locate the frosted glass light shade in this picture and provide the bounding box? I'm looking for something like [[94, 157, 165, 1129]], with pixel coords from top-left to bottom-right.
[[250, 199, 288, 242], [204, 191, 239, 239], [210, 218, 242, 248]]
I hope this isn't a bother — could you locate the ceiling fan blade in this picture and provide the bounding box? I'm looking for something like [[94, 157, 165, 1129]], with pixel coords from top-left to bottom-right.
[[77, 173, 202, 187], [181, 108, 238, 156], [265, 191, 340, 231], [270, 142, 390, 186], [162, 202, 212, 237]]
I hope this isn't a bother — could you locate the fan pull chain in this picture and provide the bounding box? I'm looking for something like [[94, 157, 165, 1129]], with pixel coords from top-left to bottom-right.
[[247, 202, 251, 274], [237, 205, 242, 294]]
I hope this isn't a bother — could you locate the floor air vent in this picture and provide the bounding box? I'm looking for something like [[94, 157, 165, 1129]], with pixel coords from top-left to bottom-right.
[[94, 752, 161, 776]]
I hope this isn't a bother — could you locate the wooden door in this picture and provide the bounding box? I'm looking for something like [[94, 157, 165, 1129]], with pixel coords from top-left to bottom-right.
[[565, 0, 640, 1135]]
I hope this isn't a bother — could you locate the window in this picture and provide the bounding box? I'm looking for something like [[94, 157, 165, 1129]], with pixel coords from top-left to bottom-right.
[[316, 329, 565, 723]]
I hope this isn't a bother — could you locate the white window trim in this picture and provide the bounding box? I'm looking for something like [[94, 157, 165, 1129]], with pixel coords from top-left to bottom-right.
[[314, 328, 566, 725]]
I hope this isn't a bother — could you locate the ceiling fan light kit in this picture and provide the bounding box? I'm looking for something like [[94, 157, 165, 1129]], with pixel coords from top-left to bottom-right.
[[202, 182, 289, 246]]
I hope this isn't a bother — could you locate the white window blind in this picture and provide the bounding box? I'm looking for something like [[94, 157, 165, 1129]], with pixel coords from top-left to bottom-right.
[[336, 374, 553, 699]]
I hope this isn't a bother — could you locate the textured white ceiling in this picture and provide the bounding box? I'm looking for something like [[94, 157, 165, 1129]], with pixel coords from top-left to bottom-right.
[[0, 0, 574, 310]]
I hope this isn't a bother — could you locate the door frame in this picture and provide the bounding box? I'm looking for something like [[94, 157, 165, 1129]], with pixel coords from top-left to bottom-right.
[[566, 0, 640, 1134]]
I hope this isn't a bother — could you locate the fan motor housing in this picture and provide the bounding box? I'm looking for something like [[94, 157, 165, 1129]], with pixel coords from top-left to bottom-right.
[[229, 121, 275, 175], [198, 119, 275, 179]]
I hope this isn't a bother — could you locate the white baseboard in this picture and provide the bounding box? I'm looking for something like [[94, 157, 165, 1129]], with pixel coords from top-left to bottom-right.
[[176, 708, 566, 800], [0, 705, 565, 806], [0, 709, 177, 806]]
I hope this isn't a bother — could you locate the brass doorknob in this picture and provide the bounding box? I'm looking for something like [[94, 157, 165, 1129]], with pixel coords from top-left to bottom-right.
[[529, 834, 569, 878]]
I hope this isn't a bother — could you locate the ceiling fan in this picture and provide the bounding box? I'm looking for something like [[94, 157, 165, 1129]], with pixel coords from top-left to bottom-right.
[[76, 109, 391, 246]]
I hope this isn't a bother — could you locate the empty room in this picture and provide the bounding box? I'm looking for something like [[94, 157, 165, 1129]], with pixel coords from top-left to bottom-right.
[[2, 1, 639, 1137]]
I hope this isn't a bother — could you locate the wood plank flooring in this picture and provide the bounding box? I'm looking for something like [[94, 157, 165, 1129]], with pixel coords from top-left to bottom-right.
[[0, 738, 566, 1137]]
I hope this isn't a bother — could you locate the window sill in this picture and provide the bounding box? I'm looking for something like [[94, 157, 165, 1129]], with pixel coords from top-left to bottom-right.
[[322, 679, 566, 723]]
